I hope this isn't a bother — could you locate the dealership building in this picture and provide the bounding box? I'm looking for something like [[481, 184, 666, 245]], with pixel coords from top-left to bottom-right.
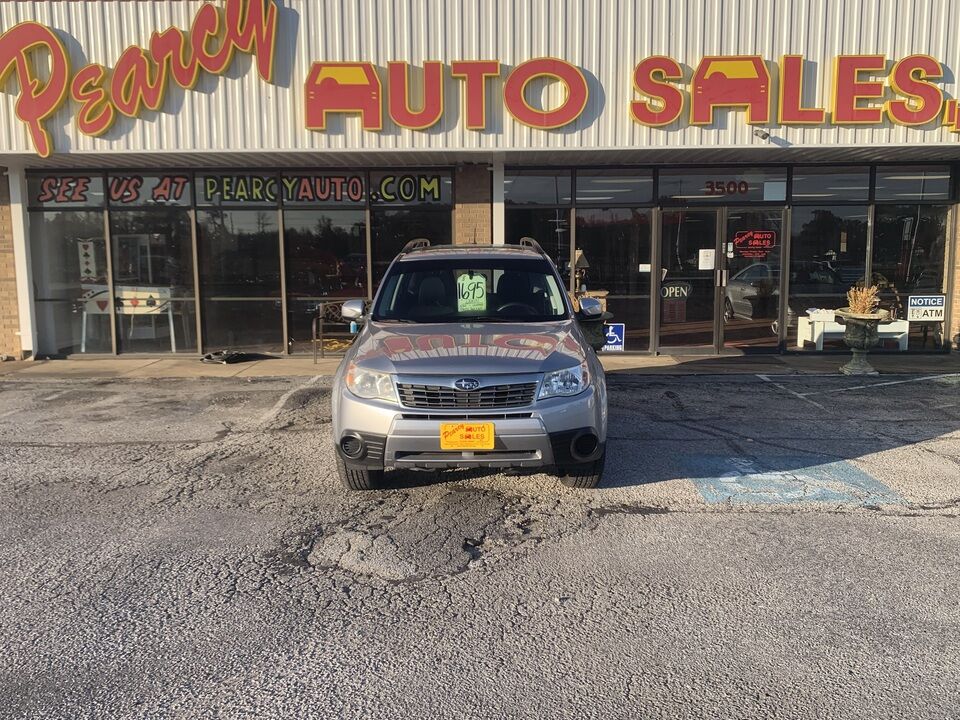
[[0, 0, 958, 358]]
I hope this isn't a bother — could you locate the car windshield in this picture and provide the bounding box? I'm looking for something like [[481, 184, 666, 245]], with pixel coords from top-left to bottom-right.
[[372, 256, 570, 323]]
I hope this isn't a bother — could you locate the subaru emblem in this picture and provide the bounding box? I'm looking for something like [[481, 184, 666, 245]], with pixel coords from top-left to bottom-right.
[[454, 378, 481, 392]]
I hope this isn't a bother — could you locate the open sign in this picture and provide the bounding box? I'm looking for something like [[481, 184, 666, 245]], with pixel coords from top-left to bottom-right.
[[661, 282, 693, 299]]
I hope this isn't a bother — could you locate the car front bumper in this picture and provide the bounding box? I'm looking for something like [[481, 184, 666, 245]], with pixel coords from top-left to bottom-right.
[[334, 385, 603, 470]]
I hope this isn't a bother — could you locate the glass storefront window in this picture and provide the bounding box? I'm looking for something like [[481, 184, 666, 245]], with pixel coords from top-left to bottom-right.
[[788, 206, 869, 350], [281, 173, 366, 206], [792, 167, 870, 203], [23, 164, 957, 358], [30, 210, 110, 355], [505, 208, 572, 280], [875, 166, 951, 202], [504, 171, 572, 205], [575, 208, 652, 351], [370, 209, 452, 284], [284, 209, 367, 353], [659, 168, 787, 204], [196, 174, 279, 206], [575, 170, 653, 205], [28, 174, 105, 208], [369, 172, 452, 205], [873, 205, 950, 349], [110, 208, 197, 352], [197, 210, 283, 351], [107, 174, 192, 206]]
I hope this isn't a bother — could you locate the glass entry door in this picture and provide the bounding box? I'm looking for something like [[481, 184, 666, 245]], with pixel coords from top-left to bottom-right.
[[658, 210, 720, 349], [723, 208, 783, 349]]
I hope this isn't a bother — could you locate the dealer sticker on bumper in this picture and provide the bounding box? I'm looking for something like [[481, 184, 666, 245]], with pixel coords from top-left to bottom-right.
[[439, 422, 495, 450]]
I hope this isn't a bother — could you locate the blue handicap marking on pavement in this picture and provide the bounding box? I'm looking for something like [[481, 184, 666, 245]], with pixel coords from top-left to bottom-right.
[[689, 456, 902, 505], [602, 323, 625, 352]]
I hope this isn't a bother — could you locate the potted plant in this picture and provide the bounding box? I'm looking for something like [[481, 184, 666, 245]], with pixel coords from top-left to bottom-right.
[[835, 285, 889, 376]]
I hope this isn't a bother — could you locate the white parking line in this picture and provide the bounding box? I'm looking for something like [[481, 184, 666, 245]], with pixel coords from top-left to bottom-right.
[[756, 374, 828, 411], [799, 373, 960, 397], [258, 375, 322, 426]]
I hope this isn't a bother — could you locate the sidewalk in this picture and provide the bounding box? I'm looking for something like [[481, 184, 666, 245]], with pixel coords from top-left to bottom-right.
[[1, 353, 958, 380]]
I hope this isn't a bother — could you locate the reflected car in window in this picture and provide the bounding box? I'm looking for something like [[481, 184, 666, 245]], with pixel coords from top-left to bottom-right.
[[724, 262, 779, 321]]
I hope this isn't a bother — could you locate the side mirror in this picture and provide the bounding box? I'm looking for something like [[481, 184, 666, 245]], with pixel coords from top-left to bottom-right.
[[578, 296, 603, 319], [341, 299, 365, 321]]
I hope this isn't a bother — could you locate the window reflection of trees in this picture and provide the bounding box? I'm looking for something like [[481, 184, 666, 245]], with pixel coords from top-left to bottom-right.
[[284, 210, 367, 299], [198, 210, 279, 294]]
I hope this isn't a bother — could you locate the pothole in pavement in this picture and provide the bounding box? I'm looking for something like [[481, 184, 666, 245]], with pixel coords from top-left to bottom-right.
[[266, 489, 572, 584]]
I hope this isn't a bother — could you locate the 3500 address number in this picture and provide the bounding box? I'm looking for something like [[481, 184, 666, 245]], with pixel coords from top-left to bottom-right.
[[704, 180, 750, 196]]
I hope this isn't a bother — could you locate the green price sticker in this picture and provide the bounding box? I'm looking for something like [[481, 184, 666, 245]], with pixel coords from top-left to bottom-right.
[[457, 272, 487, 313]]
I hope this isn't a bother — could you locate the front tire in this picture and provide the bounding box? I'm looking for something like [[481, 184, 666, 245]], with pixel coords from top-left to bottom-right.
[[557, 451, 605, 489], [336, 456, 383, 491]]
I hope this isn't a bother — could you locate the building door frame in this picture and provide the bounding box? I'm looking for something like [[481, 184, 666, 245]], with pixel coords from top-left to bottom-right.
[[655, 207, 724, 354], [654, 206, 788, 354], [721, 205, 789, 353]]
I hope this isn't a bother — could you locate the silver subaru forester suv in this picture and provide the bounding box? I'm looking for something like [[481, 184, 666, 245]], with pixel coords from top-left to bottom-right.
[[331, 239, 608, 490]]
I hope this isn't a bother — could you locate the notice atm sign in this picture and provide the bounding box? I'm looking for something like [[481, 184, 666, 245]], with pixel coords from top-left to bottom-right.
[[907, 295, 946, 322]]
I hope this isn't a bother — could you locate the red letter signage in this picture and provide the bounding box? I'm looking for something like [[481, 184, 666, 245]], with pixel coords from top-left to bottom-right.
[[388, 61, 444, 129], [503, 57, 588, 129], [778, 55, 825, 124], [305, 62, 382, 130], [450, 60, 500, 130], [690, 56, 771, 125], [631, 56, 684, 126], [0, 22, 70, 158], [887, 54, 943, 126], [832, 55, 886, 123], [0, 0, 278, 156]]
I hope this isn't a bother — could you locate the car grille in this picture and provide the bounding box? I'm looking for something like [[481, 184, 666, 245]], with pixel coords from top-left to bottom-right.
[[396, 382, 537, 409]]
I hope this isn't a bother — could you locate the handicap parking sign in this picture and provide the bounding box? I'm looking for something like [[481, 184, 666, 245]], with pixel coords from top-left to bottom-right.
[[602, 323, 625, 352]]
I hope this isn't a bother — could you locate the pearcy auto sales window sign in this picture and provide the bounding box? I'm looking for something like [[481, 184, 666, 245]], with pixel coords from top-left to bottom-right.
[[1, 0, 958, 158]]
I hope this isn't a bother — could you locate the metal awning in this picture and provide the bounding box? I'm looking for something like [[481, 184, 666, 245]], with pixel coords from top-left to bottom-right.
[[5, 144, 960, 170]]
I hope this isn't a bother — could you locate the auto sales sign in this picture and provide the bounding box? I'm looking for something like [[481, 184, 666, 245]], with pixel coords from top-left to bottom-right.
[[3, 0, 960, 156]]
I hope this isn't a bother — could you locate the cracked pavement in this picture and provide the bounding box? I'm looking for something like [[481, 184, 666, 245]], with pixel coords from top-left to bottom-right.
[[0, 372, 959, 719]]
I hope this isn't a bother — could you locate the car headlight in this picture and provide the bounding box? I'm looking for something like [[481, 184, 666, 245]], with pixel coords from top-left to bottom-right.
[[345, 363, 396, 403], [538, 361, 589, 399]]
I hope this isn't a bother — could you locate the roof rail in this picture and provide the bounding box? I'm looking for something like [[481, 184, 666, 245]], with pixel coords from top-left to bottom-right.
[[401, 238, 431, 254], [518, 237, 545, 255]]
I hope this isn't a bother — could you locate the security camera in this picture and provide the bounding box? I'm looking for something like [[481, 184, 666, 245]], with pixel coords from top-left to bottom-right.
[[753, 128, 771, 140]]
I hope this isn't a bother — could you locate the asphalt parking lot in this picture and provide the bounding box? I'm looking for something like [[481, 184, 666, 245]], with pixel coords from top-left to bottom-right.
[[1, 372, 959, 719]]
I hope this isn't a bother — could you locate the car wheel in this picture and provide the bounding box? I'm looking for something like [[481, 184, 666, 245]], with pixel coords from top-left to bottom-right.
[[723, 298, 735, 322], [336, 456, 383, 491], [557, 451, 605, 489]]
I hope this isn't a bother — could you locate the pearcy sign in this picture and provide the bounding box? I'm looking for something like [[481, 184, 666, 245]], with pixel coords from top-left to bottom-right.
[[29, 171, 447, 206], [1, 0, 959, 157]]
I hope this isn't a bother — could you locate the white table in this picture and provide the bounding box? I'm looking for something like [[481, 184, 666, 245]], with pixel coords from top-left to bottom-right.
[[797, 315, 910, 351]]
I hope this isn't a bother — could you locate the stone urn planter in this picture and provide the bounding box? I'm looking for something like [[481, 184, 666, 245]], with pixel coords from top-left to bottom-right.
[[835, 307, 890, 376]]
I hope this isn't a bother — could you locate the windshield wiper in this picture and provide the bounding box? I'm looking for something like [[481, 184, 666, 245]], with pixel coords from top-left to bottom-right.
[[374, 318, 419, 324]]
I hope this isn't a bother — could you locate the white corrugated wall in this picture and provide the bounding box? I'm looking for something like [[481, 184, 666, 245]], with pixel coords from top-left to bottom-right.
[[2, 0, 960, 158]]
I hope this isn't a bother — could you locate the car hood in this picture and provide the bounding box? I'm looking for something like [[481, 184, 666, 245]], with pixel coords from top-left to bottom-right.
[[350, 321, 586, 375]]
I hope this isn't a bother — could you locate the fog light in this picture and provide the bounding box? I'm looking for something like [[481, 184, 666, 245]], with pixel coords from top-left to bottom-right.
[[340, 434, 365, 459], [570, 432, 599, 461]]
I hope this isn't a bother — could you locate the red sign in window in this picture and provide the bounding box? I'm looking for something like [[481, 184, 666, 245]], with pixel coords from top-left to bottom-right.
[[733, 230, 777, 258]]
